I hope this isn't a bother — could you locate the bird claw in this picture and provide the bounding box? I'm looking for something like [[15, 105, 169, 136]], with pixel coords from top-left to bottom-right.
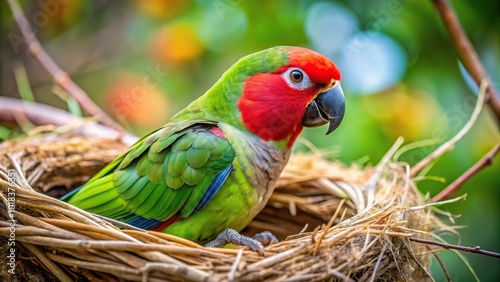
[[252, 231, 279, 246], [204, 229, 278, 256]]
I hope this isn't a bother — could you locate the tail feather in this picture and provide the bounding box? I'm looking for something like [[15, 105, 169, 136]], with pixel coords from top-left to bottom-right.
[[63, 176, 126, 219], [59, 185, 83, 202]]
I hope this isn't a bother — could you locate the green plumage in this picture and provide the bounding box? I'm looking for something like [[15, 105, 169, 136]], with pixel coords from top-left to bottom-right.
[[68, 121, 236, 225], [65, 47, 296, 242]]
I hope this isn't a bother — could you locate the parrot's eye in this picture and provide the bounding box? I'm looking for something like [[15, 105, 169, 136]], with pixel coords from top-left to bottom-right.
[[283, 67, 312, 90], [290, 70, 303, 83]]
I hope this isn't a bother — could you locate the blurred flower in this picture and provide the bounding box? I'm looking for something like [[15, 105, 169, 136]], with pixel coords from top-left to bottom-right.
[[362, 87, 444, 141], [104, 73, 172, 129], [150, 22, 205, 65], [135, 0, 188, 19], [42, 0, 86, 36]]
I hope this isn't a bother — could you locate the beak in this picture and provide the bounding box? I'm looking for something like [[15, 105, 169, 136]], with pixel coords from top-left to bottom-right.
[[301, 84, 345, 134]]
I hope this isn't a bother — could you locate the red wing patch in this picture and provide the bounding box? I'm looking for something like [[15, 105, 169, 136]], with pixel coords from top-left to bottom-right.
[[152, 215, 180, 231], [209, 127, 226, 139]]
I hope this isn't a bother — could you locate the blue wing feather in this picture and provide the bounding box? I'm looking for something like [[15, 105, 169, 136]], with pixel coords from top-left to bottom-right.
[[193, 164, 233, 213], [60, 185, 82, 201], [125, 215, 163, 230]]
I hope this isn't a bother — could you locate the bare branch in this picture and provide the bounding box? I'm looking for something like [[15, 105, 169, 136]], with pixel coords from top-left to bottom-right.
[[410, 237, 500, 259], [0, 97, 138, 146], [0, 97, 79, 126], [430, 143, 500, 203], [431, 0, 500, 124], [428, 246, 452, 282], [6, 0, 126, 133]]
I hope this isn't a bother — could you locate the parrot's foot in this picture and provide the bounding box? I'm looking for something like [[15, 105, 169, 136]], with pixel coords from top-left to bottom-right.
[[251, 231, 279, 246], [204, 229, 278, 255]]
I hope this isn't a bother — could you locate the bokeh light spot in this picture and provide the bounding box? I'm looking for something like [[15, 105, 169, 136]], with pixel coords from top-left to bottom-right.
[[305, 2, 358, 56], [195, 3, 248, 52], [337, 33, 407, 94]]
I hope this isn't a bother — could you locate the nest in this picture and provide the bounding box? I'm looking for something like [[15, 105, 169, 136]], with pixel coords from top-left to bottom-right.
[[0, 127, 441, 281]]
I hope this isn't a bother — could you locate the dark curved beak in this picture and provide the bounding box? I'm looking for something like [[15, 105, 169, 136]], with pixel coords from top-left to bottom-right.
[[301, 84, 345, 134]]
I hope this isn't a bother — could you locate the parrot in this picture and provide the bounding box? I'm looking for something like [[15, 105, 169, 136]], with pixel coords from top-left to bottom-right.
[[62, 46, 345, 253]]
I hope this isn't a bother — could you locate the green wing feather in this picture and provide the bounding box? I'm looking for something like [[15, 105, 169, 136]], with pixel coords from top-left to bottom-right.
[[66, 120, 235, 223]]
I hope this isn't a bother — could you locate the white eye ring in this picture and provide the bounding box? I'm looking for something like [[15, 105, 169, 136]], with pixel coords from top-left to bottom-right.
[[283, 68, 312, 90]]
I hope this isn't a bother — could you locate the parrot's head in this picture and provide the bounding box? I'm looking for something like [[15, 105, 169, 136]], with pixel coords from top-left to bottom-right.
[[187, 46, 345, 149], [234, 46, 345, 148]]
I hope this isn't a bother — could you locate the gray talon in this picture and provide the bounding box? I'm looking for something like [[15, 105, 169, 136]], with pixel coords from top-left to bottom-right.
[[252, 231, 279, 246], [205, 228, 269, 255]]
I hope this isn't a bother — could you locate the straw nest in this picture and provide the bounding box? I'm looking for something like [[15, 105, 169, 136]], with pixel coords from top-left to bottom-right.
[[0, 127, 441, 281]]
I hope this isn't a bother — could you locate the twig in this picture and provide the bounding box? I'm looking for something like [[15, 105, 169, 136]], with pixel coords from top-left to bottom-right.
[[430, 143, 500, 203], [0, 96, 78, 126], [410, 80, 487, 177], [0, 97, 138, 145], [428, 246, 452, 282], [431, 0, 500, 123], [404, 241, 436, 282], [410, 237, 500, 259], [6, 0, 125, 133]]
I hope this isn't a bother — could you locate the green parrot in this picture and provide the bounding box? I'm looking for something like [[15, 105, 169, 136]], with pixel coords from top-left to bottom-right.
[[62, 46, 345, 253]]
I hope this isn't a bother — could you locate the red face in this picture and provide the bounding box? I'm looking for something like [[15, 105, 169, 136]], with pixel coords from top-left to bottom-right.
[[238, 47, 343, 148]]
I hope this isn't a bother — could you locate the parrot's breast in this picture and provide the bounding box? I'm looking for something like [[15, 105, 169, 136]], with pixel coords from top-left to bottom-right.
[[221, 123, 291, 213]]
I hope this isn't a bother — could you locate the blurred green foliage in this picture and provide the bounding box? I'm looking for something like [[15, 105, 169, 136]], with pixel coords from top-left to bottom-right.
[[1, 0, 499, 280]]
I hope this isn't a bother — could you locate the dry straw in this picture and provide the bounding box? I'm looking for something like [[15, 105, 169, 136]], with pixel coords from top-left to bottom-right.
[[0, 130, 443, 282]]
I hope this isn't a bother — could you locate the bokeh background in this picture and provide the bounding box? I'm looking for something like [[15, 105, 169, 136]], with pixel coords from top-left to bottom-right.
[[1, 0, 499, 280]]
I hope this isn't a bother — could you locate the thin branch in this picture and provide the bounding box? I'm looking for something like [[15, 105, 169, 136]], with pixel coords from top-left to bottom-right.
[[0, 97, 79, 126], [431, 0, 500, 124], [6, 0, 126, 133], [430, 143, 500, 203], [410, 80, 487, 177], [428, 246, 452, 282], [410, 237, 500, 259], [0, 97, 138, 146]]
